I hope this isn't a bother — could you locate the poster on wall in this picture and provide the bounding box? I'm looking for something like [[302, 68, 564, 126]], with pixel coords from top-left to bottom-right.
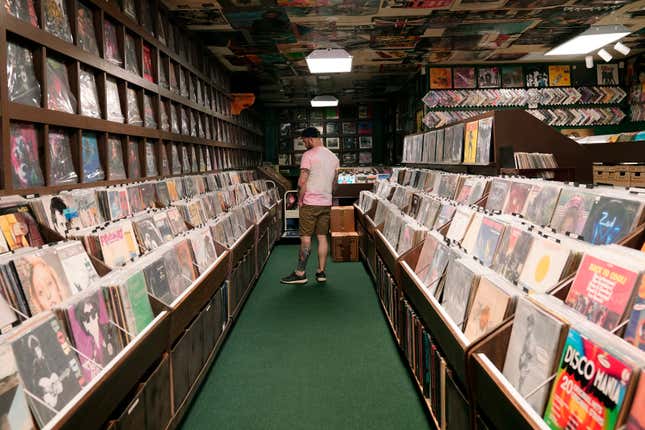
[[430, 67, 452, 89], [548, 65, 571, 87], [453, 67, 476, 89], [525, 65, 548, 87], [502, 66, 523, 88], [597, 64, 619, 85]]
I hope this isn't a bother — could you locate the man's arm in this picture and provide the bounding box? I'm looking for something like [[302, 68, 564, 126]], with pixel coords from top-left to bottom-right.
[[298, 168, 309, 207]]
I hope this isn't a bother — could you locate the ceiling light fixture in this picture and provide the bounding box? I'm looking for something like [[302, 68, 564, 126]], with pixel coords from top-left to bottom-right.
[[306, 49, 352, 74], [598, 48, 613, 62], [310, 95, 339, 107], [585, 55, 594, 69], [545, 25, 630, 56], [614, 41, 631, 56]]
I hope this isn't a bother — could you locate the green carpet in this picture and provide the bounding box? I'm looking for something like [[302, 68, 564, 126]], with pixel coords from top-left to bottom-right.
[[180, 244, 432, 430]]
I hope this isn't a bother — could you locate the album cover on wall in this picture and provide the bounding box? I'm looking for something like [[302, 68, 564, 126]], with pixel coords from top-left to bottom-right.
[[7, 42, 41, 106], [548, 65, 570, 87], [47, 58, 76, 114], [143, 94, 157, 129], [502, 65, 523, 88], [453, 67, 476, 89], [5, 0, 39, 27], [10, 122, 44, 189], [128, 139, 141, 179], [104, 20, 122, 65], [325, 122, 338, 136], [342, 121, 356, 135], [10, 313, 83, 427], [597, 63, 619, 85], [525, 65, 548, 88], [358, 121, 372, 136], [359, 136, 373, 149], [125, 33, 140, 76], [82, 132, 104, 182], [463, 120, 478, 164], [77, 3, 99, 55], [48, 128, 78, 185], [43, 0, 73, 43], [143, 44, 155, 83], [107, 137, 126, 180], [430, 67, 452, 89], [343, 136, 356, 150], [359, 152, 372, 165], [105, 78, 124, 123], [145, 142, 158, 177], [478, 67, 500, 88], [475, 117, 493, 165], [127, 88, 143, 126], [79, 69, 102, 118]]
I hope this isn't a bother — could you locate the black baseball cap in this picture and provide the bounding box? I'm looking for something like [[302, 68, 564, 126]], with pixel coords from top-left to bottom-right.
[[302, 127, 321, 138]]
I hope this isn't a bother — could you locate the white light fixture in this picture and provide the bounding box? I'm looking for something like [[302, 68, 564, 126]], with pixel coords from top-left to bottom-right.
[[585, 55, 594, 69], [306, 48, 352, 74], [310, 95, 339, 107], [614, 41, 631, 56], [598, 48, 613, 62], [545, 25, 630, 56]]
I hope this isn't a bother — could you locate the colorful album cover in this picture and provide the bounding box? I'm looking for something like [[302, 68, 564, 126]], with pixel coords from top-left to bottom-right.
[[134, 217, 162, 253], [358, 121, 373, 136], [105, 78, 124, 123], [358, 104, 371, 119], [453, 67, 476, 89], [478, 67, 500, 88], [43, 0, 73, 43], [548, 65, 571, 87], [77, 3, 99, 55], [475, 117, 493, 165], [107, 137, 127, 180], [48, 128, 78, 185], [0, 206, 44, 250], [550, 189, 597, 236], [324, 107, 339, 120], [10, 122, 44, 189], [82, 132, 104, 182], [7, 42, 41, 106], [128, 139, 141, 179], [502, 297, 565, 415], [566, 252, 640, 331], [463, 276, 512, 342], [430, 67, 452, 89], [463, 120, 478, 164], [79, 69, 102, 118], [125, 33, 140, 76], [145, 142, 157, 177], [581, 197, 643, 245], [473, 217, 505, 267], [525, 65, 548, 88], [504, 182, 532, 215], [122, 271, 154, 335], [47, 58, 76, 114], [126, 88, 143, 126], [502, 65, 523, 88], [14, 250, 72, 314], [143, 94, 157, 129], [519, 237, 571, 294], [10, 313, 83, 427], [143, 44, 154, 83], [103, 20, 122, 65], [127, 186, 144, 214], [4, 0, 39, 27], [64, 289, 121, 381], [543, 328, 635, 430]]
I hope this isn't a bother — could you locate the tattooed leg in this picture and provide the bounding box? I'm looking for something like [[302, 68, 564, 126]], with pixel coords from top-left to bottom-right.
[[296, 236, 312, 274]]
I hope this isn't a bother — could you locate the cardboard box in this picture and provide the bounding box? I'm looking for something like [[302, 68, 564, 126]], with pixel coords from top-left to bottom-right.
[[331, 206, 355, 232], [331, 232, 359, 262]]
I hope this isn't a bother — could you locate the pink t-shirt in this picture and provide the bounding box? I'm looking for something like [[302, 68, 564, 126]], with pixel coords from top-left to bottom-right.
[[300, 146, 339, 206]]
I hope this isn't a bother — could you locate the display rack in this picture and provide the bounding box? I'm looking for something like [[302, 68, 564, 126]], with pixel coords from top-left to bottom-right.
[[403, 110, 593, 182], [1, 0, 263, 196]]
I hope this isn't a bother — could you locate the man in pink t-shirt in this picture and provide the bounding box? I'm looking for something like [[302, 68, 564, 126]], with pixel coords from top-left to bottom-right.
[[281, 127, 339, 285]]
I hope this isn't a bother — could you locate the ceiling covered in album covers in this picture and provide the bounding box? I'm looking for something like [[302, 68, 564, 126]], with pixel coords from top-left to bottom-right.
[[162, 0, 645, 104]]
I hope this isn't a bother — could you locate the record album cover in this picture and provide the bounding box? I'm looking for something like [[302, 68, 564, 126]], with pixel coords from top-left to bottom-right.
[[523, 185, 561, 227], [519, 237, 572, 294], [623, 277, 645, 352], [463, 276, 512, 342], [581, 196, 643, 245], [463, 120, 478, 164], [103, 19, 122, 65], [473, 217, 505, 267], [453, 67, 476, 89], [491, 226, 534, 285], [475, 117, 493, 165], [47, 58, 76, 114], [77, 3, 99, 55], [48, 129, 78, 185], [485, 180, 510, 213], [4, 0, 38, 27], [43, 0, 73, 43], [125, 33, 140, 76], [10, 122, 44, 189], [550, 189, 597, 236], [122, 271, 154, 335], [7, 42, 41, 106], [105, 78, 124, 123], [442, 259, 477, 329], [0, 343, 35, 429], [143, 258, 171, 304], [79, 69, 101, 118], [503, 182, 531, 215], [107, 137, 127, 180], [502, 297, 565, 414], [10, 313, 83, 427], [128, 140, 141, 179], [82, 132, 105, 182], [57, 241, 99, 294]]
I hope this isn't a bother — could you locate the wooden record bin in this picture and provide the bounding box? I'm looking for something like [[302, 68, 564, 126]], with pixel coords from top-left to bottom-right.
[[402, 110, 593, 183], [0, 0, 263, 196]]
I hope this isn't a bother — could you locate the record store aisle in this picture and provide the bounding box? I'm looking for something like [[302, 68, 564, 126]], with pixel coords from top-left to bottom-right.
[[180, 245, 431, 430]]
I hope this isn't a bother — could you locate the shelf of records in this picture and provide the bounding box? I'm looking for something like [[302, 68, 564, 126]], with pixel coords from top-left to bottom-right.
[[422, 107, 627, 130], [279, 149, 374, 167], [353, 169, 645, 430], [3, 123, 262, 194], [0, 171, 283, 429], [3, 1, 263, 143], [403, 116, 493, 166]]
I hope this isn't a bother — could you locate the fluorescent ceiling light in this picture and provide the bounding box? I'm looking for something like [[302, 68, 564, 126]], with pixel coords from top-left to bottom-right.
[[545, 25, 630, 56], [306, 49, 352, 74], [598, 48, 612, 62], [310, 95, 338, 107]]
